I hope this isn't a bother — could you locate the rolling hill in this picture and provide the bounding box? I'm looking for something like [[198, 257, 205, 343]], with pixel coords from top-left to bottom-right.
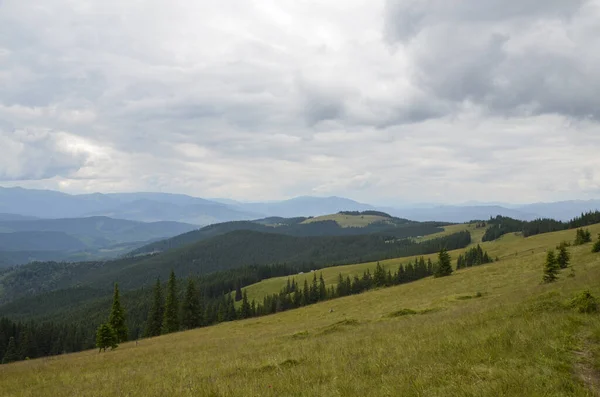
[[1, 222, 600, 396], [0, 228, 470, 306], [128, 212, 446, 256]]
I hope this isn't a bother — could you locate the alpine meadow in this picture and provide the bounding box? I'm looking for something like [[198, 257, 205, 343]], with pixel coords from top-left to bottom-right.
[[3, 0, 600, 396]]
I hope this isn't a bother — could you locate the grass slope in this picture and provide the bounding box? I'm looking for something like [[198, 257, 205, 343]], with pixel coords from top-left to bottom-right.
[[2, 225, 600, 396], [239, 222, 486, 304], [300, 214, 391, 227]]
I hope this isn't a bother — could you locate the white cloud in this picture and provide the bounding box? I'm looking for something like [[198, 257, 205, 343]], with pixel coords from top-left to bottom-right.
[[0, 0, 598, 204]]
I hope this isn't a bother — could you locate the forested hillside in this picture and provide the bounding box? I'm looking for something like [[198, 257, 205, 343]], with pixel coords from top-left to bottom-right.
[[482, 211, 600, 242], [0, 216, 198, 267], [0, 230, 470, 305], [0, 229, 472, 362], [129, 212, 446, 256]]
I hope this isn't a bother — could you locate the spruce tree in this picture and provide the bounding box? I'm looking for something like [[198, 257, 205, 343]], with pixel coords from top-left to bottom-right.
[[318, 274, 327, 301], [427, 258, 433, 275], [96, 324, 117, 352], [434, 248, 453, 278], [2, 336, 19, 364], [240, 290, 252, 319], [145, 278, 164, 337], [181, 278, 200, 330], [162, 270, 180, 334], [302, 279, 310, 306], [225, 294, 237, 321], [310, 273, 319, 303], [108, 283, 128, 343], [557, 246, 570, 269], [543, 250, 559, 283], [593, 234, 600, 253], [373, 262, 386, 287], [234, 281, 243, 302]]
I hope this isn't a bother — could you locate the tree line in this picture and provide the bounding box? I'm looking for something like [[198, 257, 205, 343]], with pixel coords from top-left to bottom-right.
[[482, 211, 600, 242], [456, 245, 494, 269], [1, 231, 472, 363], [543, 228, 600, 283]]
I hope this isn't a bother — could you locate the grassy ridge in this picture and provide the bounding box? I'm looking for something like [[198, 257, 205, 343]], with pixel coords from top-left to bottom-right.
[[1, 225, 600, 396], [300, 214, 391, 227]]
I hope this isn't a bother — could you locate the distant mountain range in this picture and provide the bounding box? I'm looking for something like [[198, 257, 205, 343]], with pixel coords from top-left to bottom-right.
[[0, 216, 197, 267], [1, 186, 600, 226]]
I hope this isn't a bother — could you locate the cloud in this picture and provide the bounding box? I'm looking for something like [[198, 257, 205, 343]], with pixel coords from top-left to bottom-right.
[[0, 129, 91, 180], [384, 0, 600, 119], [0, 0, 598, 204]]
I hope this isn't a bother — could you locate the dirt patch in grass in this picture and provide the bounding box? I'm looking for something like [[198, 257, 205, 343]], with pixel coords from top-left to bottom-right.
[[574, 347, 600, 396]]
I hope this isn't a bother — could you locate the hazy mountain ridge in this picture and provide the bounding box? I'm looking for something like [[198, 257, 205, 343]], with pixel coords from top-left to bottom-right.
[[2, 186, 600, 226], [0, 215, 198, 267]]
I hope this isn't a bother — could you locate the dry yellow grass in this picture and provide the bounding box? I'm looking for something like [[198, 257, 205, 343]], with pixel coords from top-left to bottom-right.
[[2, 225, 600, 396]]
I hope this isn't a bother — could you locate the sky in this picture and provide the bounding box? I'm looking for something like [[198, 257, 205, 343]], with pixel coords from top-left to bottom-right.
[[1, 0, 599, 205]]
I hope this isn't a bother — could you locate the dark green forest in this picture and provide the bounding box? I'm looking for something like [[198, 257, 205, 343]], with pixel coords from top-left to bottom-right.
[[128, 214, 447, 256], [481, 211, 600, 242], [0, 229, 467, 305]]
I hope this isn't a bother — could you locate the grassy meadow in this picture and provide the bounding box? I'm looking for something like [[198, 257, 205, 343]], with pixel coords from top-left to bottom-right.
[[300, 214, 392, 227], [1, 225, 600, 396], [239, 223, 484, 304]]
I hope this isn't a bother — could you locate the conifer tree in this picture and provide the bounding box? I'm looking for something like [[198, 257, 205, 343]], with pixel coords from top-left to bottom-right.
[[240, 290, 252, 319], [373, 262, 386, 287], [593, 234, 600, 253], [181, 278, 200, 330], [336, 273, 347, 297], [557, 246, 570, 269], [145, 278, 164, 337], [318, 274, 327, 301], [434, 248, 453, 278], [95, 323, 117, 352], [427, 258, 433, 275], [234, 281, 243, 302], [310, 273, 319, 303], [543, 249, 559, 283], [108, 283, 128, 343], [162, 270, 180, 334], [302, 279, 310, 306], [2, 337, 19, 364], [225, 294, 237, 321]]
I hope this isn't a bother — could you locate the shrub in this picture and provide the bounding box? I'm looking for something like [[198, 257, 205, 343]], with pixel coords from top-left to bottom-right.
[[570, 290, 598, 314]]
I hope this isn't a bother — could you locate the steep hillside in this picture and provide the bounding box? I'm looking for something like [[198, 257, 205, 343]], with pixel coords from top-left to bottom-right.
[[2, 224, 600, 396]]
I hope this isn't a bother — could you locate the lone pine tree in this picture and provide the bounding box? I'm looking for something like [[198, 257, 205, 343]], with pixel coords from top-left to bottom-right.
[[434, 248, 453, 278], [109, 283, 128, 343], [162, 270, 180, 334], [145, 278, 164, 337], [96, 323, 117, 352], [557, 246, 571, 269], [543, 249, 559, 283]]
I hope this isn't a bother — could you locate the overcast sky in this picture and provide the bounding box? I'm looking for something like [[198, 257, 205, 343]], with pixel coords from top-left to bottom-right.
[[1, 0, 599, 205]]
